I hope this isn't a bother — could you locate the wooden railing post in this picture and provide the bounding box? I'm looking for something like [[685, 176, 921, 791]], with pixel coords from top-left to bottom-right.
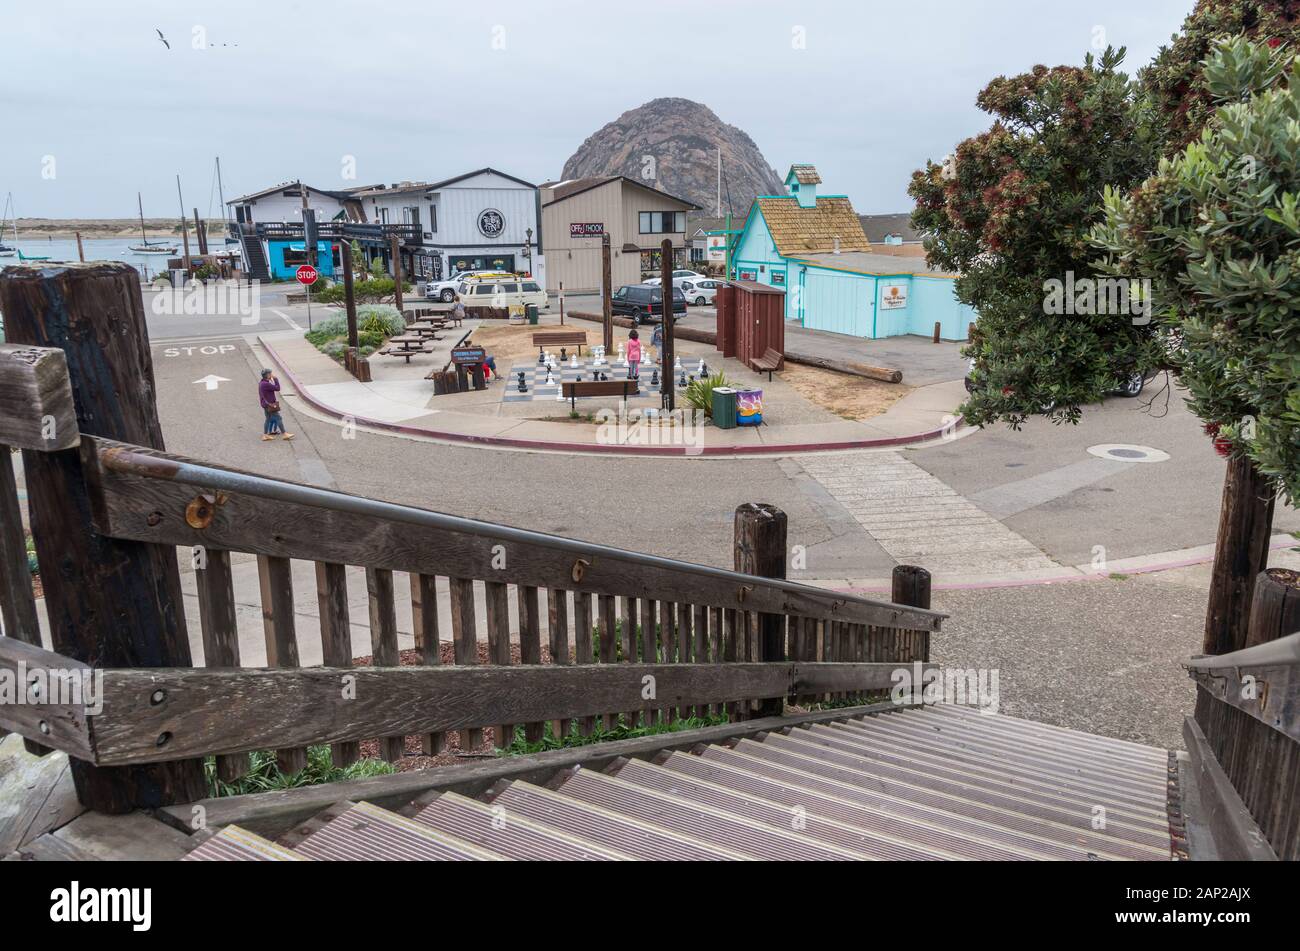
[[0, 262, 207, 812], [734, 503, 786, 718], [892, 564, 933, 662]]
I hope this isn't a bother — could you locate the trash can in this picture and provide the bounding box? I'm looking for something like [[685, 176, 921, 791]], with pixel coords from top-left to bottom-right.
[[735, 388, 763, 426], [526, 304, 539, 324], [711, 387, 737, 429]]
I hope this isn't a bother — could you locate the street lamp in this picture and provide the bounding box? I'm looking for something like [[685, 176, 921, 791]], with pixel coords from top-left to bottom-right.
[[522, 227, 533, 277]]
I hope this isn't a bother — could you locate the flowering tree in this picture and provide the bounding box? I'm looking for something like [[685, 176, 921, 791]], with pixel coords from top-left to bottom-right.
[[909, 48, 1160, 427]]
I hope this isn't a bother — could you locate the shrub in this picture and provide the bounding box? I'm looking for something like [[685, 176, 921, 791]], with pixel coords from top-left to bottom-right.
[[309, 314, 350, 338], [357, 304, 405, 336], [322, 340, 347, 359], [684, 370, 735, 418], [357, 330, 384, 350], [314, 277, 410, 304], [359, 344, 376, 357]]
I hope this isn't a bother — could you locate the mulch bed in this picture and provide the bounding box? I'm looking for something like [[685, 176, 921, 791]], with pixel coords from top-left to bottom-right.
[[351, 642, 555, 772]]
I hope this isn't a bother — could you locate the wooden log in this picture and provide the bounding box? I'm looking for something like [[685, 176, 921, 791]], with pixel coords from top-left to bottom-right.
[[0, 344, 79, 451], [84, 662, 925, 764], [366, 567, 405, 762], [258, 555, 307, 774], [0, 261, 205, 812], [776, 351, 903, 384], [197, 550, 251, 781], [1205, 455, 1276, 655], [518, 585, 544, 743], [316, 562, 360, 767], [410, 572, 445, 755], [449, 577, 482, 751], [1246, 569, 1300, 650], [734, 503, 787, 718], [484, 580, 513, 749]]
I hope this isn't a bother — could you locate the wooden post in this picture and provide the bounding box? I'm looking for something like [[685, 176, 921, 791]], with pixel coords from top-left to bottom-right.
[[734, 503, 786, 717], [193, 208, 208, 256], [1204, 455, 1276, 655], [932, 321, 941, 344], [342, 239, 359, 351], [75, 231, 85, 262], [391, 234, 404, 314], [0, 262, 207, 811], [892, 564, 933, 661], [600, 233, 613, 353], [1245, 568, 1300, 649], [661, 237, 675, 413]]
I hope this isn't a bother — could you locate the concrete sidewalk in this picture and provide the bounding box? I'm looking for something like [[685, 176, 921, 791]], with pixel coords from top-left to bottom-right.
[[259, 330, 971, 456]]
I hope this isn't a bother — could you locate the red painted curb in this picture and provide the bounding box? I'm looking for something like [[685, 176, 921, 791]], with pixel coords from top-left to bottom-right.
[[261, 338, 962, 457]]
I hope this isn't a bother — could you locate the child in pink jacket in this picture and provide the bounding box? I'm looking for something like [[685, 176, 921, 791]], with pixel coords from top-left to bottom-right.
[[626, 329, 642, 379]]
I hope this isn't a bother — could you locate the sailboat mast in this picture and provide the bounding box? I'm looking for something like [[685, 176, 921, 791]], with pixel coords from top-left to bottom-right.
[[176, 174, 191, 266], [138, 192, 149, 244], [216, 157, 228, 221]]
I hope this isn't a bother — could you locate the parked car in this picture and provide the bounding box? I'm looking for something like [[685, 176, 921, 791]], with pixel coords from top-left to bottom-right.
[[425, 269, 513, 302], [644, 269, 705, 289], [964, 356, 1153, 400], [680, 278, 721, 306], [457, 276, 549, 311], [611, 283, 687, 324]]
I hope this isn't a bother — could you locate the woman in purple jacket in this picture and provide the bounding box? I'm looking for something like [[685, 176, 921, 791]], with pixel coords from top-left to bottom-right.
[[258, 369, 294, 441]]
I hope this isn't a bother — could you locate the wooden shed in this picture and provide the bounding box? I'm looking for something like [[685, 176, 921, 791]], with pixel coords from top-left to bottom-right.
[[715, 279, 785, 373]]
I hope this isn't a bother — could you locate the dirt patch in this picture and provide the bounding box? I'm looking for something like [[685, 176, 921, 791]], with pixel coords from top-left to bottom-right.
[[777, 363, 912, 420]]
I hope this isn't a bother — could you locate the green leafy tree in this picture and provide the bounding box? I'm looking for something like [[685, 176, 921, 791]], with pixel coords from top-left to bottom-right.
[[1094, 38, 1300, 502], [909, 48, 1161, 427]]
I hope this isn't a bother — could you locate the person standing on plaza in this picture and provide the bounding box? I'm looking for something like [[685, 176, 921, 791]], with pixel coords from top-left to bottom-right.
[[259, 368, 294, 441], [650, 320, 663, 364], [626, 329, 642, 379]]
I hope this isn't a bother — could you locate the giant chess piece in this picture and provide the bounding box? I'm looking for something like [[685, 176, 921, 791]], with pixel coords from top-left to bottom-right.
[[570, 353, 579, 369], [593, 345, 606, 366], [537, 350, 546, 365], [679, 372, 687, 388], [699, 360, 708, 377], [674, 355, 683, 372], [516, 370, 528, 393], [544, 367, 554, 385], [560, 347, 568, 362], [651, 368, 660, 387], [617, 342, 627, 366]]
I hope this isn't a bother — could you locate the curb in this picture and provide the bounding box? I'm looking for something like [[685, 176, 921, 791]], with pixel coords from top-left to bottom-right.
[[260, 337, 965, 457]]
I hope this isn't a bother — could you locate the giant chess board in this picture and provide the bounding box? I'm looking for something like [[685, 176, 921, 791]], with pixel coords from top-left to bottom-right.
[[501, 351, 710, 403]]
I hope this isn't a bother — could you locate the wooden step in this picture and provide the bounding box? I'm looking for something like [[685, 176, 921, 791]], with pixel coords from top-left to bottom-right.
[[184, 825, 308, 861], [290, 800, 508, 861]]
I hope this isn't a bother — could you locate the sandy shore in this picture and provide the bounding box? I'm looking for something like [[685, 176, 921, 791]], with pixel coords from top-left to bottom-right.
[[11, 218, 227, 239]]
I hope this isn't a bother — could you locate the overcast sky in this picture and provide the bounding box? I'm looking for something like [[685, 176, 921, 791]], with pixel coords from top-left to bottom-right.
[[4, 0, 1196, 218]]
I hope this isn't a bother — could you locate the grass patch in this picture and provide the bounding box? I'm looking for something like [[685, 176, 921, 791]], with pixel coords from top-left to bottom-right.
[[501, 714, 728, 756], [204, 744, 395, 798], [1109, 572, 1131, 580]]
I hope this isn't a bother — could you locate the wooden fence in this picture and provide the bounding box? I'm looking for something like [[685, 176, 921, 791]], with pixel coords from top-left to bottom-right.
[[0, 262, 943, 814]]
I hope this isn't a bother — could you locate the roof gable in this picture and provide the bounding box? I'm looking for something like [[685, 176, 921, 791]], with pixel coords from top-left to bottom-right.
[[754, 196, 870, 257], [427, 167, 537, 190], [784, 164, 822, 186]]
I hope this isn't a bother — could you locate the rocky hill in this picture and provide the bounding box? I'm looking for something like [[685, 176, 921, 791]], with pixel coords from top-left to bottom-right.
[[559, 98, 783, 218]]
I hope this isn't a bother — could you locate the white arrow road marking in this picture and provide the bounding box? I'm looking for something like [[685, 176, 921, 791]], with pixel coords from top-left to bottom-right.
[[193, 374, 230, 391]]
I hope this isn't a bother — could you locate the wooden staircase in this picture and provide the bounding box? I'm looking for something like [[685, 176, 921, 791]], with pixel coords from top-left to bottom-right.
[[184, 706, 1179, 862]]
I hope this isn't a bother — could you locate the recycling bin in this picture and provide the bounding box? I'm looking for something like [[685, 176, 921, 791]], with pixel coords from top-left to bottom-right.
[[526, 304, 539, 324], [735, 388, 763, 426], [711, 387, 737, 429]]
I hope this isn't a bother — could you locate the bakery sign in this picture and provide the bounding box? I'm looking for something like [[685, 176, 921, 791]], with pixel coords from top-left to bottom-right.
[[880, 282, 909, 309], [569, 222, 604, 237]]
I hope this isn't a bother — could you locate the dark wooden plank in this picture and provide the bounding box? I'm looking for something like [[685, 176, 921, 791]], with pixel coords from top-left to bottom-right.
[[0, 638, 94, 759], [197, 549, 250, 780], [90, 662, 924, 763], [484, 580, 513, 749], [315, 562, 360, 768], [547, 588, 571, 741], [257, 555, 307, 774], [573, 591, 595, 736], [0, 451, 39, 643], [1188, 663, 1299, 745], [0, 263, 207, 811], [0, 344, 79, 452], [661, 601, 677, 723], [620, 595, 638, 727], [640, 598, 657, 727], [366, 567, 405, 763], [734, 504, 787, 718], [598, 594, 617, 729], [518, 584, 544, 743], [1183, 714, 1278, 860], [449, 577, 482, 751], [410, 572, 445, 756], [84, 438, 944, 633]]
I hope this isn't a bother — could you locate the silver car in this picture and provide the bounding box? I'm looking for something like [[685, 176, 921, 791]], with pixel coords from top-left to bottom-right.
[[680, 278, 721, 306]]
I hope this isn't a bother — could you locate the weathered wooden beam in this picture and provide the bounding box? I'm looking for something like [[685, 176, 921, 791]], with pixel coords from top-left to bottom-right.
[[0, 262, 206, 812], [735, 503, 787, 718], [1182, 715, 1277, 861], [1187, 662, 1299, 745], [0, 636, 95, 759], [85, 662, 919, 766], [0, 344, 79, 452], [80, 437, 945, 634]]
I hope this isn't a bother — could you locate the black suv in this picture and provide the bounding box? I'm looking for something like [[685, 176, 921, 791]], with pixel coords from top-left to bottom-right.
[[611, 284, 687, 324]]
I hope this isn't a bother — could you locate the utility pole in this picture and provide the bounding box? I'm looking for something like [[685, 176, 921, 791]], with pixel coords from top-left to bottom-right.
[[600, 232, 613, 353], [660, 237, 675, 413], [342, 239, 359, 351]]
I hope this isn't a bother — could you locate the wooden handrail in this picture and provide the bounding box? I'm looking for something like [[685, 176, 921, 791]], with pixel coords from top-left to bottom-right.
[[85, 436, 945, 632], [0, 634, 924, 766]]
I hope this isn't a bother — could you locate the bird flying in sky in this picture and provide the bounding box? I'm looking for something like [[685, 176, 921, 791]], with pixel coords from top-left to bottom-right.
[[156, 29, 170, 50]]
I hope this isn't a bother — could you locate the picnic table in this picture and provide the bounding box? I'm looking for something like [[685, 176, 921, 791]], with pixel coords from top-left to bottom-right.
[[379, 334, 434, 363], [407, 322, 443, 340]]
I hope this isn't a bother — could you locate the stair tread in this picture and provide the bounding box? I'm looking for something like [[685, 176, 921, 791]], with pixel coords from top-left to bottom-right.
[[184, 825, 308, 862], [292, 800, 508, 861], [413, 791, 635, 861]]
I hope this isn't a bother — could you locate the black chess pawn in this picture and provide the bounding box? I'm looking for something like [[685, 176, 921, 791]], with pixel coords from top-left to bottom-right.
[[537, 350, 545, 365], [516, 370, 527, 393], [560, 347, 568, 362], [699, 361, 709, 376], [679, 372, 687, 387], [651, 368, 660, 387]]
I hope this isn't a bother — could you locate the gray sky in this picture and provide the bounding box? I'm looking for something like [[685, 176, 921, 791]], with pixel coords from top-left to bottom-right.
[[4, 0, 1195, 218]]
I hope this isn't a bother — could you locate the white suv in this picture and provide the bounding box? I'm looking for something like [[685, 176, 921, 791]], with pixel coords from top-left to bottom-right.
[[459, 277, 549, 311], [644, 269, 705, 289], [681, 278, 721, 305], [426, 269, 504, 301]]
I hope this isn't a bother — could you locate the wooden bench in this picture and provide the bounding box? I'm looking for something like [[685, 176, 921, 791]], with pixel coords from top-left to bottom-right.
[[561, 378, 639, 411], [533, 330, 588, 357], [750, 348, 783, 381]]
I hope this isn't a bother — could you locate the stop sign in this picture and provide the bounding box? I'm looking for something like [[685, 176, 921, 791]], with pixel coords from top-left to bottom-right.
[[296, 264, 319, 286]]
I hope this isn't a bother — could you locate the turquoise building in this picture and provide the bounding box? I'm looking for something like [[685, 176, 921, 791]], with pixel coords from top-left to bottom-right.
[[730, 165, 975, 340], [265, 240, 337, 281]]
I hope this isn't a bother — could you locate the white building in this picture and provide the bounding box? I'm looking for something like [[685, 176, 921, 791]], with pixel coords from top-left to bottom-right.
[[349, 168, 542, 284], [227, 181, 355, 228]]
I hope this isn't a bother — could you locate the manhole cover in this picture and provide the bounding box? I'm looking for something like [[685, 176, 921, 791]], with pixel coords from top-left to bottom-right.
[[1087, 444, 1170, 463]]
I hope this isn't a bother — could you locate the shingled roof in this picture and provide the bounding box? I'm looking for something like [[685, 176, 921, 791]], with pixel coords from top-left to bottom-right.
[[755, 196, 871, 256], [788, 164, 822, 185]]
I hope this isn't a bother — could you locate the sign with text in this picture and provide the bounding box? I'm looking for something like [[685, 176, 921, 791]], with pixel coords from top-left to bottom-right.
[[569, 222, 604, 238], [295, 264, 319, 286], [451, 346, 486, 365], [880, 283, 909, 309]]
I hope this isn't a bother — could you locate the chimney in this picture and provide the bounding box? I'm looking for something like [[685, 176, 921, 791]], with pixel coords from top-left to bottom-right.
[[833, 236, 840, 255]]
